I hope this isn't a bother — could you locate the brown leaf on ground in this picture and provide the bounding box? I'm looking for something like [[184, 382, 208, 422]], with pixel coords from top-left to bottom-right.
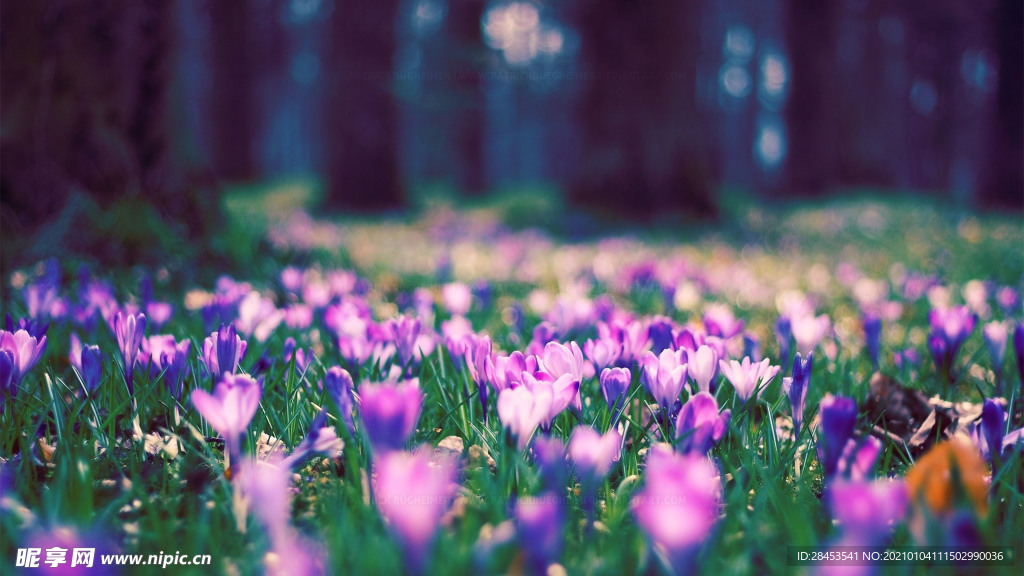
[[862, 372, 986, 456]]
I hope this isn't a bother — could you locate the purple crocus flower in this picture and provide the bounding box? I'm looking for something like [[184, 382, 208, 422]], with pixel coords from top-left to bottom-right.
[[863, 313, 882, 370], [775, 316, 793, 367], [0, 350, 14, 410], [529, 322, 561, 355], [78, 344, 103, 396], [202, 324, 247, 377], [703, 304, 744, 339], [190, 373, 262, 462], [0, 329, 48, 386], [569, 426, 622, 520], [487, 350, 536, 392], [640, 349, 688, 413], [583, 337, 622, 372], [237, 457, 325, 576], [112, 312, 146, 394], [837, 436, 883, 481], [817, 394, 858, 479], [718, 356, 780, 403], [686, 345, 718, 394], [5, 314, 49, 339], [373, 447, 457, 573], [497, 385, 552, 450], [283, 337, 312, 377], [742, 333, 760, 363], [386, 315, 422, 367], [569, 426, 622, 481], [980, 399, 1005, 466], [1015, 324, 1024, 388], [826, 479, 909, 546], [675, 392, 730, 454], [521, 370, 578, 431], [464, 335, 492, 419], [928, 305, 976, 378], [783, 353, 813, 438], [358, 379, 423, 453], [600, 367, 630, 420], [983, 321, 1008, 377], [323, 366, 356, 436], [282, 410, 344, 470], [539, 341, 584, 411], [647, 317, 676, 355], [632, 446, 722, 573], [515, 492, 565, 575], [161, 340, 191, 402], [532, 436, 567, 492]]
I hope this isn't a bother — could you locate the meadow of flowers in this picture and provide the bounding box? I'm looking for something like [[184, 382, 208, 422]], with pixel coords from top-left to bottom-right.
[[1, 196, 1022, 575]]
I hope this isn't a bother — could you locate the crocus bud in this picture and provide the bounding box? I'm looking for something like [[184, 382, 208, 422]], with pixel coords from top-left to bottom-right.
[[323, 366, 356, 435], [863, 313, 882, 370], [817, 394, 858, 479], [113, 312, 145, 394], [1014, 324, 1024, 386], [79, 344, 103, 396], [203, 324, 247, 377], [0, 350, 14, 410], [980, 399, 1005, 465], [783, 353, 813, 438], [599, 367, 630, 418]]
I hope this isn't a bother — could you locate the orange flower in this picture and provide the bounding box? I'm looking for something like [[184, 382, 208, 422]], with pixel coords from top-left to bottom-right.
[[906, 438, 989, 518]]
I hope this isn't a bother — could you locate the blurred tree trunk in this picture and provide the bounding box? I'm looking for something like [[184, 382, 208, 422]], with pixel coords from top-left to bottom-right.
[[448, 0, 487, 196], [569, 0, 715, 217], [0, 0, 214, 240], [982, 0, 1024, 208], [325, 1, 403, 211], [207, 0, 254, 181], [783, 0, 840, 195]]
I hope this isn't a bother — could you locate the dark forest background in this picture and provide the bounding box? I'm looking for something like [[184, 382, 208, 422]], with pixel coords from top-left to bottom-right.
[[2, 0, 1022, 245]]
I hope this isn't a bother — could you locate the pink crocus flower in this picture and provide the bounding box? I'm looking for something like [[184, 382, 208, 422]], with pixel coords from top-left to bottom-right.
[[686, 345, 718, 394], [373, 447, 458, 572], [191, 373, 262, 461], [521, 370, 579, 430], [0, 329, 48, 386], [632, 446, 722, 572], [640, 349, 688, 412], [442, 282, 473, 316], [497, 385, 553, 449], [112, 311, 145, 393], [791, 313, 831, 356], [568, 426, 622, 482], [358, 379, 423, 453], [235, 291, 284, 343], [718, 356, 781, 402]]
